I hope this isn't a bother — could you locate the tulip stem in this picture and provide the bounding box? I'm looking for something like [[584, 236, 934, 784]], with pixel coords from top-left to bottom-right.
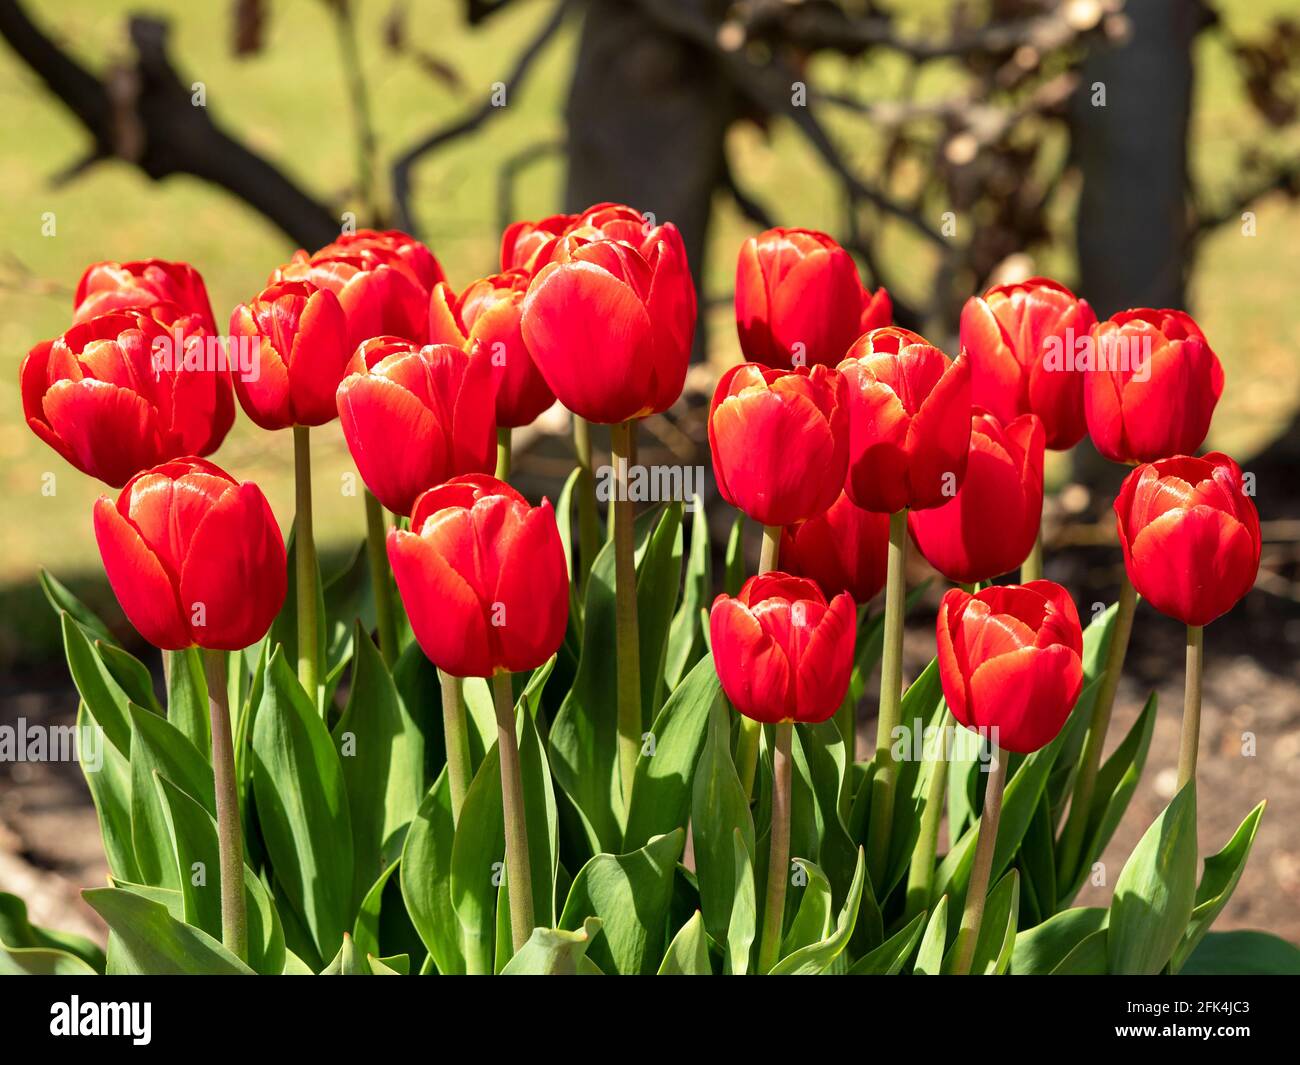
[[952, 743, 1009, 975], [757, 720, 794, 974], [1057, 574, 1137, 887], [1177, 625, 1204, 790], [1020, 526, 1043, 583], [611, 419, 642, 814], [572, 416, 600, 593], [867, 508, 908, 889], [203, 648, 247, 962], [496, 427, 512, 480], [440, 671, 471, 825], [292, 426, 319, 705], [492, 670, 534, 954], [364, 492, 398, 667], [737, 525, 782, 801], [904, 711, 951, 922]]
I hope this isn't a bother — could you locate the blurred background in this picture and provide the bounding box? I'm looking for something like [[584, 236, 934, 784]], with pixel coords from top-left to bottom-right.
[[1, 0, 1297, 945]]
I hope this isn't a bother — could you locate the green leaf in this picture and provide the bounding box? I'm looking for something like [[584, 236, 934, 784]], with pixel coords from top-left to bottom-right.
[[665, 496, 711, 691], [768, 848, 865, 975], [1052, 929, 1109, 974], [98, 641, 162, 714], [332, 626, 425, 909], [690, 695, 755, 945], [270, 525, 327, 713], [548, 507, 662, 853], [657, 911, 712, 974], [1058, 692, 1158, 903], [1009, 906, 1108, 975], [882, 660, 947, 894], [400, 771, 463, 975], [963, 868, 1019, 976], [127, 702, 215, 889], [166, 647, 211, 757], [636, 501, 684, 720], [624, 654, 720, 851], [84, 887, 254, 974], [321, 933, 369, 975], [502, 916, 603, 975], [154, 773, 285, 976], [1108, 783, 1198, 974], [77, 701, 139, 883], [780, 859, 833, 958], [0, 892, 105, 973], [41, 568, 116, 643], [912, 894, 949, 975], [848, 910, 927, 975], [1178, 930, 1300, 975], [251, 647, 354, 962], [62, 612, 131, 754], [0, 945, 99, 975], [723, 513, 745, 596], [725, 827, 757, 975], [351, 858, 400, 961], [1170, 800, 1266, 972], [559, 829, 685, 976]]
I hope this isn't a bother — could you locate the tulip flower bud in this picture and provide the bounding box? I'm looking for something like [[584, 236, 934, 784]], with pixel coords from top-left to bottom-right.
[[272, 228, 445, 351], [74, 258, 218, 334], [959, 277, 1096, 450], [388, 474, 569, 677], [838, 327, 971, 514], [228, 280, 350, 430], [709, 362, 849, 527], [936, 581, 1084, 754], [500, 212, 577, 274], [520, 225, 695, 425], [780, 489, 890, 603], [335, 339, 496, 516], [736, 227, 891, 370], [428, 270, 555, 428], [1114, 452, 1260, 627], [909, 410, 1046, 585], [93, 457, 286, 650], [21, 306, 234, 488], [710, 573, 855, 724], [1085, 308, 1224, 464]]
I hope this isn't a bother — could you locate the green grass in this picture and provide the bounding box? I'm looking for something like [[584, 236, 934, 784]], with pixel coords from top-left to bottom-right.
[[1, 0, 1297, 610]]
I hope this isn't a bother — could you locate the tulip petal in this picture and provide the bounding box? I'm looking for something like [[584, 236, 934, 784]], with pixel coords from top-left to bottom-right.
[[94, 496, 190, 649], [710, 596, 793, 723], [967, 644, 1083, 754], [42, 379, 163, 488]]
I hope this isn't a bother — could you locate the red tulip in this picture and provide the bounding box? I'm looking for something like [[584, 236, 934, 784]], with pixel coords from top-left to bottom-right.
[[520, 227, 695, 423], [736, 227, 891, 369], [273, 228, 445, 351], [387, 474, 568, 677], [74, 258, 218, 334], [838, 327, 971, 514], [21, 306, 234, 488], [709, 362, 849, 527], [959, 277, 1096, 450], [936, 581, 1084, 754], [780, 489, 889, 603], [710, 573, 855, 724], [428, 270, 555, 428], [500, 212, 576, 274], [909, 410, 1046, 585], [93, 457, 286, 650], [335, 339, 495, 516], [1114, 452, 1260, 627], [227, 280, 350, 430], [1085, 308, 1224, 464]]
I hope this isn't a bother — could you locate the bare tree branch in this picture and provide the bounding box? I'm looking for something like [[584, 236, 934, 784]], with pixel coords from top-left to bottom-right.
[[0, 0, 339, 249], [391, 0, 570, 235]]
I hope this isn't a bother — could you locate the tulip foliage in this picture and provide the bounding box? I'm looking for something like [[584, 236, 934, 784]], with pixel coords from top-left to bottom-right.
[[6, 217, 1292, 979]]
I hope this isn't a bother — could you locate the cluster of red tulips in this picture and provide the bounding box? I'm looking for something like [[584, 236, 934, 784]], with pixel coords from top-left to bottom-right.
[[18, 205, 1262, 975]]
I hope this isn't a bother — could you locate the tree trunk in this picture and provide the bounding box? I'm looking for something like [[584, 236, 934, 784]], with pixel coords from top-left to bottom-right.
[[564, 0, 740, 354]]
